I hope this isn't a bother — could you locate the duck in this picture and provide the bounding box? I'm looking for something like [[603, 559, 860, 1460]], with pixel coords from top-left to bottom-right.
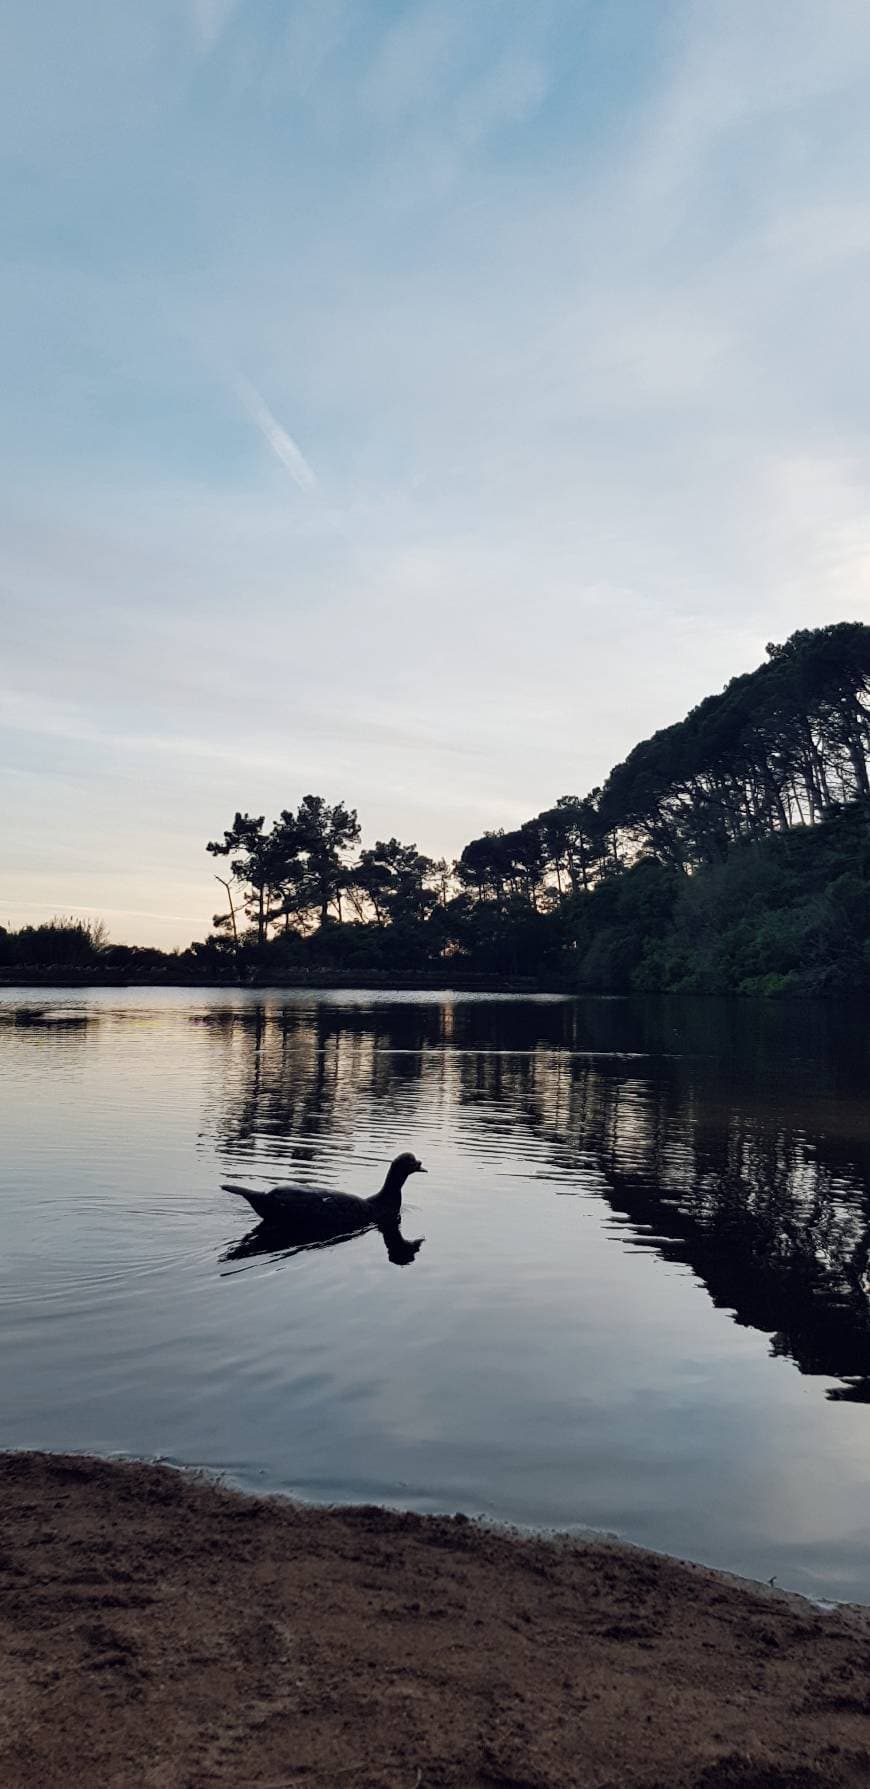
[[223, 1150, 426, 1238]]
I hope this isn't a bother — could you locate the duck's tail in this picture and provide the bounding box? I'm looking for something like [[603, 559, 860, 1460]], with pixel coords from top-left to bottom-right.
[[223, 1183, 275, 1221]]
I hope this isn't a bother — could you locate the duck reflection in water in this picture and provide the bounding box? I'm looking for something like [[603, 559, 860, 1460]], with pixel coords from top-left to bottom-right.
[[221, 1150, 426, 1270]]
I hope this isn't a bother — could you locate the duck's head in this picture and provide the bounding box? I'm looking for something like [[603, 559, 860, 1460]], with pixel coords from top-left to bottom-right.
[[379, 1151, 426, 1200], [392, 1150, 426, 1181]]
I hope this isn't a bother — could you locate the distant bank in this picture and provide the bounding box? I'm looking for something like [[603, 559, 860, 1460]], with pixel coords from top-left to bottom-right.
[[5, 625, 870, 999], [5, 801, 870, 999]]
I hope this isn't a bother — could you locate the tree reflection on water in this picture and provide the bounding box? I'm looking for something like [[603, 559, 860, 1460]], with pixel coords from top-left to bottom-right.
[[203, 996, 870, 1397]]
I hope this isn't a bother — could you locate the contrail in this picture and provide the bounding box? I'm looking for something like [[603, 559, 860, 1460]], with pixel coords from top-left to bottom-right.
[[235, 375, 318, 493]]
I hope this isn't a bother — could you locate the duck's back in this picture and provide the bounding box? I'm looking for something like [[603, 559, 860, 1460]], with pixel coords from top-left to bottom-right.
[[224, 1181, 371, 1230]]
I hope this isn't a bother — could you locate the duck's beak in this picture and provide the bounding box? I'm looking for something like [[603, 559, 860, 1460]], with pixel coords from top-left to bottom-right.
[[415, 1162, 427, 1173]]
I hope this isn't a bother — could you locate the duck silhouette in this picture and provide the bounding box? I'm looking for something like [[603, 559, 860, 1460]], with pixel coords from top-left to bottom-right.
[[222, 1151, 427, 1267]]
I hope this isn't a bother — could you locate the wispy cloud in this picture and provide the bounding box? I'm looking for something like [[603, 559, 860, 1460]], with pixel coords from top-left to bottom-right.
[[453, 50, 549, 149], [234, 376, 318, 493], [191, 0, 241, 56], [0, 900, 205, 925], [279, 0, 351, 98], [361, 2, 470, 124], [0, 684, 484, 764]]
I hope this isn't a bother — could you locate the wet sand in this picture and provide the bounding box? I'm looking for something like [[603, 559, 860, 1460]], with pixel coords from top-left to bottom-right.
[[2, 1452, 870, 1788]]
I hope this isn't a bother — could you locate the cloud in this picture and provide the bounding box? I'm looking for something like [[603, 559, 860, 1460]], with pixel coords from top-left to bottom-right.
[[361, 1, 470, 124], [279, 0, 351, 97], [0, 681, 486, 766], [191, 0, 241, 55], [453, 50, 549, 149], [633, 0, 870, 213], [234, 376, 318, 493], [0, 900, 205, 925]]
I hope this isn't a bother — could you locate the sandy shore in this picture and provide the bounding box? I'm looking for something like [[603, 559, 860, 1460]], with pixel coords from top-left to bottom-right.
[[2, 1454, 870, 1788]]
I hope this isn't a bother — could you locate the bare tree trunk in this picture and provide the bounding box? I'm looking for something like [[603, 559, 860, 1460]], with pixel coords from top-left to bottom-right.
[[214, 876, 239, 952]]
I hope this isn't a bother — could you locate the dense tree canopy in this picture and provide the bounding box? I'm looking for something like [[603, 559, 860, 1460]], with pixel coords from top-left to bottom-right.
[[596, 622, 870, 869], [194, 624, 870, 991]]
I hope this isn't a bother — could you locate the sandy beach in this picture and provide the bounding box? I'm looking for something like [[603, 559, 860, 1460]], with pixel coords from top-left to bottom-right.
[[2, 1453, 870, 1787]]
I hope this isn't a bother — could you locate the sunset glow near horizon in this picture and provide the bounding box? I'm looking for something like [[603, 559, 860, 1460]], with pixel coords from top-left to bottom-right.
[[3, 1, 870, 946]]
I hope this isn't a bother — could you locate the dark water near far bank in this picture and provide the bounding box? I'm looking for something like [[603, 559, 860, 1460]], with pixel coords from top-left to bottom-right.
[[2, 988, 870, 1601]]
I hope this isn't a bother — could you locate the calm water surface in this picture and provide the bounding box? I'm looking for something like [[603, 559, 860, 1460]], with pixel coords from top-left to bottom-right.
[[2, 987, 870, 1601]]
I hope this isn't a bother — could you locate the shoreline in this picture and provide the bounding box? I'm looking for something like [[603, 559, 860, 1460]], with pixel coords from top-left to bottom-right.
[[3, 1452, 870, 1787], [0, 972, 569, 995], [1, 976, 860, 1004]]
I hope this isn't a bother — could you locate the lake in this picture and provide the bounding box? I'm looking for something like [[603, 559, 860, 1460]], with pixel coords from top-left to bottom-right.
[[2, 986, 870, 1602]]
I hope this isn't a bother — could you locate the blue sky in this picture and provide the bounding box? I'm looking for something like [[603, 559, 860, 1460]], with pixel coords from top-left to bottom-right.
[[3, 0, 870, 944]]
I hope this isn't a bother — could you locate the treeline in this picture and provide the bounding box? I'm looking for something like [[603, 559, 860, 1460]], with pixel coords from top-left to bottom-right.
[[192, 623, 870, 993], [4, 624, 869, 993], [0, 916, 169, 978]]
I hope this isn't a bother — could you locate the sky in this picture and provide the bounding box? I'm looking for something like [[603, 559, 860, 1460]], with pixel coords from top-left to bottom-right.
[[3, 0, 870, 947]]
